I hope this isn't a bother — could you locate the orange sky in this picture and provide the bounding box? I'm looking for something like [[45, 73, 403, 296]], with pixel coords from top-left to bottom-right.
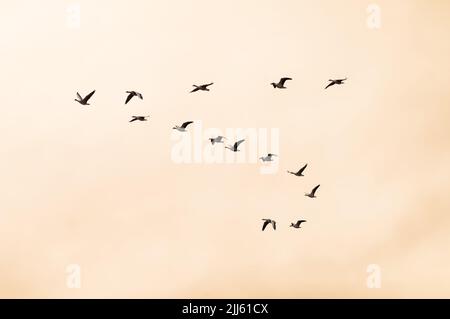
[[0, 0, 449, 298]]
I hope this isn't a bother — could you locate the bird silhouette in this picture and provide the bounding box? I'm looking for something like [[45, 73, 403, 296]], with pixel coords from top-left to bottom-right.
[[173, 121, 194, 132], [125, 91, 143, 104], [288, 164, 307, 176], [325, 78, 347, 89], [305, 184, 320, 198], [271, 77, 292, 89], [74, 90, 96, 105], [290, 220, 307, 229], [262, 219, 276, 231], [260, 153, 277, 162], [225, 139, 245, 152], [209, 136, 226, 145], [190, 83, 214, 93], [129, 116, 149, 123]]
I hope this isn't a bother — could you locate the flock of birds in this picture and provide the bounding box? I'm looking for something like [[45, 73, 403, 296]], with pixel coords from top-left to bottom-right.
[[74, 76, 348, 232]]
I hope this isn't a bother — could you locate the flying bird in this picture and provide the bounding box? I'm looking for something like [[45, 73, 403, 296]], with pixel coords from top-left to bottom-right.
[[129, 116, 149, 123], [190, 83, 214, 93], [260, 153, 277, 162], [173, 121, 194, 132], [325, 78, 347, 89], [74, 90, 95, 105], [271, 77, 292, 89], [225, 139, 245, 152], [305, 184, 320, 198], [262, 219, 276, 231], [290, 220, 307, 229], [209, 136, 226, 145], [125, 91, 143, 104], [288, 164, 307, 177]]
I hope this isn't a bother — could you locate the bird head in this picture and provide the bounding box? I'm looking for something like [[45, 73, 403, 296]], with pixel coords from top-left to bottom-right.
[[270, 83, 276, 88], [290, 223, 294, 227]]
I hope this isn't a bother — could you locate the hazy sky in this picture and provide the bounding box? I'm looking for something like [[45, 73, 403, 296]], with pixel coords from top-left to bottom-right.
[[0, 0, 449, 298]]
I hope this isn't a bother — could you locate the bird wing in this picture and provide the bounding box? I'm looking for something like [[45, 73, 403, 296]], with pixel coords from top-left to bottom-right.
[[325, 82, 335, 89], [129, 117, 138, 122], [137, 92, 143, 99], [298, 164, 307, 174], [262, 220, 270, 231], [234, 139, 245, 149], [205, 82, 214, 87], [181, 121, 194, 128], [311, 184, 320, 196], [125, 93, 134, 104], [279, 77, 292, 85], [76, 92, 82, 100], [190, 87, 200, 93], [83, 90, 96, 102], [272, 221, 276, 230]]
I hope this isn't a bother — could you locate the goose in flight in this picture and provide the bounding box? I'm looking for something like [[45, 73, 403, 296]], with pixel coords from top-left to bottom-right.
[[325, 78, 347, 89], [290, 220, 307, 229], [260, 153, 277, 162], [74, 90, 95, 105], [209, 136, 226, 145], [190, 83, 214, 93], [271, 77, 292, 89], [262, 219, 276, 231], [288, 164, 307, 177], [129, 116, 149, 123], [305, 184, 320, 198], [225, 139, 245, 152], [173, 121, 194, 132], [125, 91, 143, 104]]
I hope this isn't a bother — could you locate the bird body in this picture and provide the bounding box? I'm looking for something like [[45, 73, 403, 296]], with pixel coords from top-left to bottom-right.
[[305, 184, 320, 198], [209, 136, 226, 145], [225, 139, 245, 152], [129, 116, 149, 123], [288, 164, 307, 176], [290, 220, 306, 228], [262, 219, 276, 231], [271, 77, 292, 89], [74, 90, 96, 105], [260, 153, 277, 162], [325, 78, 347, 89], [173, 121, 194, 132], [190, 83, 214, 93], [125, 91, 143, 104]]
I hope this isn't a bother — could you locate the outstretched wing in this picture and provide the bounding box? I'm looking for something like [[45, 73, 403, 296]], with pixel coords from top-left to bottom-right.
[[181, 121, 194, 128], [129, 117, 138, 123], [234, 139, 245, 149], [205, 82, 214, 87], [272, 221, 276, 230], [76, 92, 82, 100], [190, 86, 200, 93], [311, 184, 320, 196], [325, 82, 335, 89], [125, 92, 134, 104], [262, 220, 270, 231], [136, 92, 143, 100], [279, 77, 292, 85], [298, 164, 308, 175], [83, 90, 96, 102]]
